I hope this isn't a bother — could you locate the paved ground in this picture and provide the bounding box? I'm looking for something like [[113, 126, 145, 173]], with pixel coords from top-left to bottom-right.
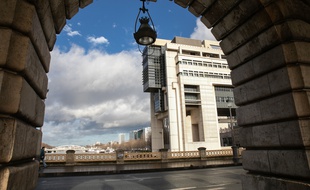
[[36, 166, 245, 190]]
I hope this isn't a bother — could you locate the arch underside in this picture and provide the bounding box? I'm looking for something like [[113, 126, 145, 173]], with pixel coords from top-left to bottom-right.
[[0, 0, 309, 189]]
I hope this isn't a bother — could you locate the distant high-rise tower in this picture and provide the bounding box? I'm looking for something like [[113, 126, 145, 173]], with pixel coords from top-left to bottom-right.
[[118, 133, 125, 144], [143, 37, 237, 152]]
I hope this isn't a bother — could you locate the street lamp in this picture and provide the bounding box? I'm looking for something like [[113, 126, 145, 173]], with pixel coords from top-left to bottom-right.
[[227, 98, 239, 164], [133, 0, 157, 46]]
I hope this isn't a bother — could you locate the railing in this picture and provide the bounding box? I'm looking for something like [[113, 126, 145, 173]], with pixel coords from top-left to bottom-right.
[[45, 148, 243, 163], [75, 153, 116, 162], [124, 152, 161, 161], [168, 151, 200, 159], [45, 154, 66, 162], [206, 149, 232, 157]]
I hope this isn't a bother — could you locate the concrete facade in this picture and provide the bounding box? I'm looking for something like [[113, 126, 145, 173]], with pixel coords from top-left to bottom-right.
[[0, 0, 309, 189], [144, 37, 236, 152]]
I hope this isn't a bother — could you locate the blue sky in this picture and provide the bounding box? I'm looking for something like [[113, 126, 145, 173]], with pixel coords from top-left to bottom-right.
[[43, 0, 216, 146]]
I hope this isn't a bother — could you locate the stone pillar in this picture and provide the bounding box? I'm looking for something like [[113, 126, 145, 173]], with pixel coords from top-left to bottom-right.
[[178, 0, 310, 188], [65, 150, 76, 165], [116, 149, 124, 164], [0, 0, 93, 189], [0, 0, 50, 189], [198, 147, 206, 160], [159, 148, 169, 162]]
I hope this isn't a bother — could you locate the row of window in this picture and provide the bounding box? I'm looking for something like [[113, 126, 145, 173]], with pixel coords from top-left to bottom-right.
[[181, 50, 225, 60], [214, 86, 233, 92], [178, 59, 228, 69], [184, 85, 199, 92], [216, 96, 234, 103], [177, 70, 231, 79]]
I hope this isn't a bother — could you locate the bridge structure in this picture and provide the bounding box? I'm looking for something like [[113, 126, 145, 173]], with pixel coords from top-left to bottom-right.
[[40, 148, 242, 177], [0, 0, 310, 190]]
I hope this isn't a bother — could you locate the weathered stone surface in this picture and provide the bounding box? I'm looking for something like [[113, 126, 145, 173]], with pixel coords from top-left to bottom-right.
[[200, 0, 239, 28], [211, 0, 261, 41], [238, 120, 310, 148], [65, 0, 79, 19], [0, 117, 42, 163], [269, 150, 310, 178], [231, 42, 310, 87], [188, 0, 215, 17], [0, 0, 50, 72], [49, 0, 66, 34], [224, 11, 310, 68], [30, 0, 56, 51], [243, 149, 310, 179], [242, 173, 310, 190], [0, 28, 11, 66], [263, 0, 310, 23], [79, 0, 93, 8], [12, 0, 51, 72], [0, 71, 45, 126], [237, 92, 310, 126], [0, 161, 39, 190], [242, 150, 270, 173], [1, 29, 48, 99], [218, 8, 271, 55], [174, 0, 193, 8], [188, 0, 206, 17], [0, 0, 18, 26]]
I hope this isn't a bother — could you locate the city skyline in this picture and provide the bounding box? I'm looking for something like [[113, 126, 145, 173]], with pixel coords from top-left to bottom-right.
[[42, 1, 216, 146]]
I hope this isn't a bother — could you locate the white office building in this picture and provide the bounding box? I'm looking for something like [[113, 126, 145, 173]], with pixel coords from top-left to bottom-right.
[[142, 37, 236, 152], [118, 133, 126, 144]]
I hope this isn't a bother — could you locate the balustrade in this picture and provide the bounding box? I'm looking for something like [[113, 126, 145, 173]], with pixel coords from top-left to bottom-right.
[[44, 148, 242, 164], [124, 152, 161, 161], [45, 154, 66, 162], [75, 153, 116, 162]]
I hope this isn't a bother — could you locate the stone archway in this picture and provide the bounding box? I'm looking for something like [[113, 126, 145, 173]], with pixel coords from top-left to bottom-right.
[[0, 0, 309, 189]]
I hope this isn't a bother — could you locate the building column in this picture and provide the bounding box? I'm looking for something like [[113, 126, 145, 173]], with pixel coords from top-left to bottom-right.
[[179, 0, 310, 188]]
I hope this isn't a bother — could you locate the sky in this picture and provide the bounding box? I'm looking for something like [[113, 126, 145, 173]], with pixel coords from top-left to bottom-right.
[[43, 0, 216, 147]]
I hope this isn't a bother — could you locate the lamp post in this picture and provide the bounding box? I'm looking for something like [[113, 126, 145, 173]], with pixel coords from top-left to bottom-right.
[[227, 98, 239, 164]]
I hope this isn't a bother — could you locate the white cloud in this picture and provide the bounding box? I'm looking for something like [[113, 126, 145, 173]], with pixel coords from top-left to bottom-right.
[[190, 18, 216, 41], [44, 45, 149, 146], [87, 36, 110, 46], [63, 25, 82, 37]]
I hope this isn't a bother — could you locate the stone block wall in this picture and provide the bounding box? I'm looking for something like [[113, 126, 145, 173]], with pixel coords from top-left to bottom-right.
[[0, 0, 92, 189], [175, 0, 310, 189]]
